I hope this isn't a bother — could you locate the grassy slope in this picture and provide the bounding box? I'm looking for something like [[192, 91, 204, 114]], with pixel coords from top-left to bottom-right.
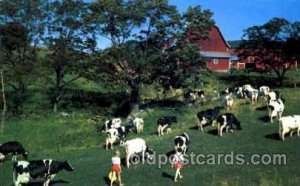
[[1, 75, 300, 186]]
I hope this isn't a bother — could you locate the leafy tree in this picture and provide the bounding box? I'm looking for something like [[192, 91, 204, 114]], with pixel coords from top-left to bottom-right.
[[86, 1, 214, 113], [44, 0, 95, 112], [0, 0, 47, 115], [239, 18, 300, 86]]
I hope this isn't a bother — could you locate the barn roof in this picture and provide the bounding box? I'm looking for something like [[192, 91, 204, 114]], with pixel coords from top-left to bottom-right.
[[200, 51, 231, 58]]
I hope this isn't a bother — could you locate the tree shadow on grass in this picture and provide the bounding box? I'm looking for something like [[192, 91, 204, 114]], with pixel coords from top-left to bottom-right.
[[265, 133, 281, 141], [140, 99, 184, 109]]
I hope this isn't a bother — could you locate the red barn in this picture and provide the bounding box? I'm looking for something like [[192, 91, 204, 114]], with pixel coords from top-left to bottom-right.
[[196, 26, 231, 72]]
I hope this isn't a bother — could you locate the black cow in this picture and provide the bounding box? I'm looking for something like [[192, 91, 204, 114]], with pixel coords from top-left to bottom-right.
[[0, 141, 28, 162], [197, 107, 222, 131], [157, 116, 177, 136], [13, 159, 74, 186], [216, 113, 242, 137], [174, 133, 190, 154]]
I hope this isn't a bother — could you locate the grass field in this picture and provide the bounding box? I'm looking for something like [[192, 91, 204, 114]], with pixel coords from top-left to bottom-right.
[[1, 73, 300, 186]]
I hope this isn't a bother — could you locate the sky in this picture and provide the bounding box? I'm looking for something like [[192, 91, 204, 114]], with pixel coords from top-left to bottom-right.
[[169, 0, 300, 41]]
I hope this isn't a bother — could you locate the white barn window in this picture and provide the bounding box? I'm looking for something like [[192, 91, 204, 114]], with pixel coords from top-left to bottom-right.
[[213, 59, 219, 64]]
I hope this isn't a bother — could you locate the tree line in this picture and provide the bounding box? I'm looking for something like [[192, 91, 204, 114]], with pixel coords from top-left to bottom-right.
[[0, 0, 299, 116], [0, 0, 214, 115]]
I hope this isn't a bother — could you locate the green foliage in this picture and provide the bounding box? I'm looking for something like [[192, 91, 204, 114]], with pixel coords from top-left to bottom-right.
[[240, 18, 300, 86]]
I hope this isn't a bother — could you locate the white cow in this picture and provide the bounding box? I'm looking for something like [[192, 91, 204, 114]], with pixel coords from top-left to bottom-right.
[[224, 94, 234, 111], [133, 118, 144, 133], [259, 86, 270, 97], [105, 128, 119, 150], [278, 115, 300, 141], [123, 138, 153, 168], [242, 84, 258, 104], [268, 99, 285, 123]]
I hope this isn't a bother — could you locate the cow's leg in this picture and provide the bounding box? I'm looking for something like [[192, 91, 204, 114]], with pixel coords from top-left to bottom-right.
[[217, 123, 220, 136], [157, 126, 161, 136], [297, 127, 300, 136], [142, 150, 145, 164], [290, 130, 294, 137], [219, 124, 226, 137], [126, 154, 130, 168], [281, 129, 287, 141]]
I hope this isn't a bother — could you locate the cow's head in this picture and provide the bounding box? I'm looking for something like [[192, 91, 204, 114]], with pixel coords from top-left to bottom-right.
[[62, 161, 74, 171], [170, 116, 177, 123], [145, 147, 155, 161]]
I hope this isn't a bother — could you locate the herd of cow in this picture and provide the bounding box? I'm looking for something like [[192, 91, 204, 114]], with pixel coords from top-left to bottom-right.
[[1, 84, 300, 185]]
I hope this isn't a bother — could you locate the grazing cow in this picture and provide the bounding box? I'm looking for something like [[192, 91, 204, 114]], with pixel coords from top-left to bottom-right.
[[157, 116, 177, 136], [278, 115, 300, 141], [13, 159, 74, 186], [133, 117, 144, 133], [174, 133, 190, 154], [101, 118, 122, 132], [215, 113, 242, 137], [242, 85, 258, 104], [105, 128, 120, 150], [123, 138, 154, 168], [267, 91, 283, 105], [184, 89, 205, 102], [196, 107, 222, 131], [0, 141, 28, 162], [258, 86, 270, 97], [224, 94, 234, 111], [268, 98, 285, 123]]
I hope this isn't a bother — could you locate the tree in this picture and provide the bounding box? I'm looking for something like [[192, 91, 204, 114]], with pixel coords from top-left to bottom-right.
[[86, 1, 214, 113], [44, 0, 95, 112], [239, 18, 300, 86], [0, 0, 47, 115]]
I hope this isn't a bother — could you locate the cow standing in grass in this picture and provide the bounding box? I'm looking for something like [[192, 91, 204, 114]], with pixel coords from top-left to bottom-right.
[[278, 115, 300, 141], [215, 113, 242, 137], [133, 117, 144, 133], [157, 116, 177, 136], [13, 159, 74, 186], [174, 133, 190, 154], [0, 141, 28, 162], [123, 138, 154, 168], [196, 107, 221, 131], [268, 98, 285, 123]]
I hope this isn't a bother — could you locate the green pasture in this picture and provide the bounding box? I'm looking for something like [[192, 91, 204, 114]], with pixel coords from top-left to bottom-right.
[[1, 72, 300, 186]]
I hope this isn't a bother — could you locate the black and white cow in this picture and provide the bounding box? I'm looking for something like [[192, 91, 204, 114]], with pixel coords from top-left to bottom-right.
[[174, 133, 190, 154], [105, 126, 132, 149], [242, 84, 259, 104], [184, 89, 205, 102], [268, 98, 285, 123], [267, 91, 283, 106], [13, 159, 74, 186], [100, 118, 122, 132], [215, 113, 242, 137], [196, 107, 222, 131], [157, 116, 177, 136], [0, 141, 28, 162]]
